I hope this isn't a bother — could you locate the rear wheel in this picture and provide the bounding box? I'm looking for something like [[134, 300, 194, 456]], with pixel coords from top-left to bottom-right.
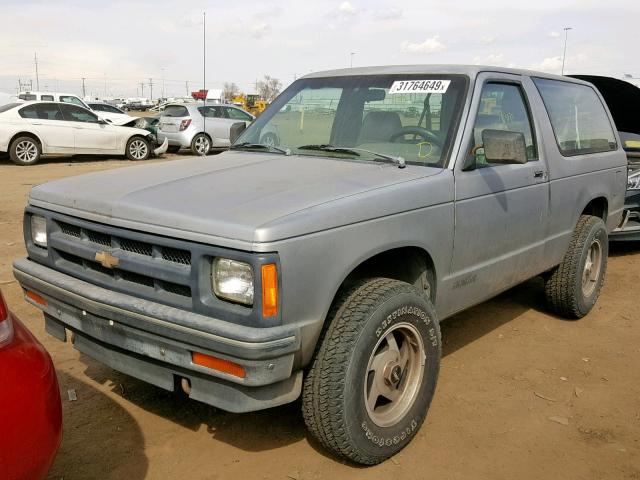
[[126, 136, 151, 161], [10, 136, 41, 166], [191, 133, 211, 156], [545, 215, 608, 318], [302, 278, 441, 465]]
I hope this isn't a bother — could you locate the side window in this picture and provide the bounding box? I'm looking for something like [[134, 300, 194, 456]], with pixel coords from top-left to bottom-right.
[[225, 107, 252, 121], [468, 82, 537, 167], [41, 95, 54, 101], [198, 106, 225, 118], [19, 105, 39, 119], [59, 95, 86, 108], [36, 103, 64, 120], [60, 104, 99, 123], [534, 78, 617, 156]]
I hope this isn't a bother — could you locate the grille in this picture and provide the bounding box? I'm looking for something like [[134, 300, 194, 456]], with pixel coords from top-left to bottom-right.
[[86, 230, 111, 246], [161, 247, 191, 265], [120, 238, 153, 256], [58, 249, 83, 266], [86, 259, 116, 277], [161, 280, 192, 297], [55, 249, 191, 298], [121, 270, 154, 288], [59, 222, 81, 238], [57, 220, 191, 266]]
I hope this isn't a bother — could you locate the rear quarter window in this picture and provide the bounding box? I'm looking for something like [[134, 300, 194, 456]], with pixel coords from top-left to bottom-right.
[[163, 105, 189, 117], [533, 78, 617, 156]]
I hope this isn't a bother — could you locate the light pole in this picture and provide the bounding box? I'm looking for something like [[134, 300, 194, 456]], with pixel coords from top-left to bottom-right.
[[561, 27, 572, 75], [161, 67, 165, 99], [350, 52, 356, 68]]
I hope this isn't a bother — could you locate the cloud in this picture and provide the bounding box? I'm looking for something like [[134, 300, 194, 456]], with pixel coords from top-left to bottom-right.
[[548, 31, 560, 38], [479, 35, 497, 45], [400, 36, 446, 54], [371, 7, 403, 20], [473, 53, 513, 67], [338, 1, 357, 15], [529, 53, 588, 73], [249, 21, 271, 38]]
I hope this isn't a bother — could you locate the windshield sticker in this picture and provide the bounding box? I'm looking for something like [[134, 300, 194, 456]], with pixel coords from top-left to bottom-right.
[[389, 80, 450, 94]]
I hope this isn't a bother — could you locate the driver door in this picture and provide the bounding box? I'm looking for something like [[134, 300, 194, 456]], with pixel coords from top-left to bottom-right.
[[444, 73, 550, 312], [60, 104, 118, 153]]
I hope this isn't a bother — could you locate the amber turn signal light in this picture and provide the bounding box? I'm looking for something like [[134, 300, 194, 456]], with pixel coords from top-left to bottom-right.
[[25, 290, 47, 307], [191, 352, 246, 378], [261, 263, 278, 318]]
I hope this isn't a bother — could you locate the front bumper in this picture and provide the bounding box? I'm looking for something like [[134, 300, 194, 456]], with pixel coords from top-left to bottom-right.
[[153, 137, 169, 156], [611, 190, 640, 241], [13, 258, 302, 413]]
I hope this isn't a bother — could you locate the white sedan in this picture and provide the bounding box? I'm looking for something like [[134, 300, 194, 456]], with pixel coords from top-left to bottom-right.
[[0, 101, 167, 165]]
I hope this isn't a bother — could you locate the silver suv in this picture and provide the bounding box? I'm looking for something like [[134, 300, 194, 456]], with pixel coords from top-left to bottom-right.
[[158, 103, 254, 155], [14, 65, 627, 466]]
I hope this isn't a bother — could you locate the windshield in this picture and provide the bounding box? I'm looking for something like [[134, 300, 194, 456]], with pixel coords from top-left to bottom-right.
[[234, 74, 467, 167]]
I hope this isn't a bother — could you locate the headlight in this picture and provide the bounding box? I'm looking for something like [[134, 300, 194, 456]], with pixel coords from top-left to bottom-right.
[[30, 214, 47, 247], [212, 258, 254, 305], [628, 170, 640, 191]]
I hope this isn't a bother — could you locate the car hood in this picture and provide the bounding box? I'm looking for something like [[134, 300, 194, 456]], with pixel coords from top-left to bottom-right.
[[29, 151, 442, 247]]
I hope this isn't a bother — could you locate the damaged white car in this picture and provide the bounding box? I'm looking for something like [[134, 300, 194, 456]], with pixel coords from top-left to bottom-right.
[[0, 101, 168, 165]]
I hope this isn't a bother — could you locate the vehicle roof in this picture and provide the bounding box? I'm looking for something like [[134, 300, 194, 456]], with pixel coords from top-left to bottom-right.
[[18, 91, 81, 96], [302, 64, 593, 85], [4, 100, 90, 109]]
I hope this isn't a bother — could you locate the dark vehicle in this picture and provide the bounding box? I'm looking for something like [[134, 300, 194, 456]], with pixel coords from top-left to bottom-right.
[[571, 75, 640, 240]]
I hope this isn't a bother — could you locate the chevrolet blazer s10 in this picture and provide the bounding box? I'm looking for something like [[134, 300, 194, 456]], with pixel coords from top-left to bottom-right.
[[14, 65, 627, 465]]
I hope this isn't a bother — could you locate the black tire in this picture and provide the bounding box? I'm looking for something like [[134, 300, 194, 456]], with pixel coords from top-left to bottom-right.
[[167, 145, 181, 154], [9, 136, 41, 166], [125, 136, 151, 161], [545, 215, 608, 318], [302, 278, 441, 465], [191, 133, 211, 156]]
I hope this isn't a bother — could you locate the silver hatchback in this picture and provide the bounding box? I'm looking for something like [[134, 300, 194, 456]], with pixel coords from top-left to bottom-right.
[[158, 103, 254, 155]]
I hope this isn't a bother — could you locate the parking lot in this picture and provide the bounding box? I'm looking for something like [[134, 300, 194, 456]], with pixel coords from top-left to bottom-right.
[[0, 154, 638, 480]]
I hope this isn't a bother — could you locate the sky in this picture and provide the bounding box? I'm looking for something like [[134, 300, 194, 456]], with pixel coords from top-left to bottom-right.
[[0, 0, 638, 99]]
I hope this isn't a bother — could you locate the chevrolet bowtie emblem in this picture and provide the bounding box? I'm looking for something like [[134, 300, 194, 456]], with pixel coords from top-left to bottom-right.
[[95, 251, 119, 269]]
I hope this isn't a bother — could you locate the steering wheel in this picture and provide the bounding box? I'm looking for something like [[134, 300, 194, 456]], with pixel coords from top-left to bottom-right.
[[389, 126, 442, 146]]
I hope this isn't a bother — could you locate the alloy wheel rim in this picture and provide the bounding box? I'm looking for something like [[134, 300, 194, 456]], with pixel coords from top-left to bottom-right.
[[582, 238, 602, 297], [195, 136, 209, 155], [16, 140, 38, 163], [364, 322, 425, 428], [129, 140, 148, 160]]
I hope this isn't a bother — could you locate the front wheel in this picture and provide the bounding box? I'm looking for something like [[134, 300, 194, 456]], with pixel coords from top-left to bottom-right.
[[125, 136, 151, 161], [191, 133, 211, 156], [302, 278, 441, 465], [545, 215, 608, 318]]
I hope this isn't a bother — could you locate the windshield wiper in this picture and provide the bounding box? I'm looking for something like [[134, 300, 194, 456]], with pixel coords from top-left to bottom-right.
[[298, 144, 406, 168], [231, 142, 291, 155]]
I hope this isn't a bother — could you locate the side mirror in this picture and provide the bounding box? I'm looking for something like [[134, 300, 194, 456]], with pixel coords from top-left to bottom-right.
[[482, 129, 527, 165], [97, 118, 109, 125], [229, 122, 247, 144]]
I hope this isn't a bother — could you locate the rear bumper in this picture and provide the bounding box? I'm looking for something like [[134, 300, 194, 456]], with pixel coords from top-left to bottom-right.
[[157, 130, 194, 147], [13, 258, 302, 413]]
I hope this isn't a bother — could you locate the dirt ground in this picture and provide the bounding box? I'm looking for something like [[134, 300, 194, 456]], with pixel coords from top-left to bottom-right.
[[1, 153, 639, 480]]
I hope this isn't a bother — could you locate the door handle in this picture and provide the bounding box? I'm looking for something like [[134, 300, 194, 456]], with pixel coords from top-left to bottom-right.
[[533, 170, 546, 179]]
